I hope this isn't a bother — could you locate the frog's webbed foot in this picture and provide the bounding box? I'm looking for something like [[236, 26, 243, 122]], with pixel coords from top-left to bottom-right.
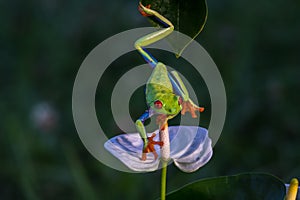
[[141, 133, 164, 161], [181, 100, 205, 118], [138, 3, 152, 17]]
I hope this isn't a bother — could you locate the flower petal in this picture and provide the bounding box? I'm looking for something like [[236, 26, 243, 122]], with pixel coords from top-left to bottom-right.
[[104, 131, 160, 172], [104, 126, 213, 173], [169, 126, 213, 173], [168, 126, 198, 159]]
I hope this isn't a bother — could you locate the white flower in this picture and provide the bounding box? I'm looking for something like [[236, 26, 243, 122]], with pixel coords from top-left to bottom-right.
[[104, 126, 213, 172]]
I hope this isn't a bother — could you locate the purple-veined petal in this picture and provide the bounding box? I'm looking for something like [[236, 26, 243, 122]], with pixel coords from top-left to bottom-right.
[[173, 148, 212, 173], [104, 126, 213, 172], [168, 126, 198, 159], [169, 126, 213, 173], [104, 131, 160, 172]]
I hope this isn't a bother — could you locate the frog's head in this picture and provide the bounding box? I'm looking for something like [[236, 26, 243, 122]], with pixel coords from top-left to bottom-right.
[[151, 93, 182, 116]]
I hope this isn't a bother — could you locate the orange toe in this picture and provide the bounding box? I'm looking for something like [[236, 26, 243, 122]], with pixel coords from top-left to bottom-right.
[[181, 101, 204, 118], [141, 133, 164, 161], [138, 4, 152, 17]]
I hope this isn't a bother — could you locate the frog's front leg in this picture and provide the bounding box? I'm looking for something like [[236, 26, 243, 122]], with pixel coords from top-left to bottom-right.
[[170, 70, 205, 118], [135, 110, 164, 161]]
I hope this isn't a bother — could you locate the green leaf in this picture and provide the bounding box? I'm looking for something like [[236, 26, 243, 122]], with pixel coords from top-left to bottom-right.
[[140, 0, 208, 57], [166, 173, 286, 200]]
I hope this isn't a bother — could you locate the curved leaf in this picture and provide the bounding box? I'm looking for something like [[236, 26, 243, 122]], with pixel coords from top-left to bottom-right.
[[140, 0, 208, 56], [166, 173, 286, 200]]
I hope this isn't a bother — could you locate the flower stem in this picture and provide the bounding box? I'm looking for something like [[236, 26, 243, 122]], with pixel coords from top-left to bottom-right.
[[161, 160, 168, 200], [159, 122, 170, 200]]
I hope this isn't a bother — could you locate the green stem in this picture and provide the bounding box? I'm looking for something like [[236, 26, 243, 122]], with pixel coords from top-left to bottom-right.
[[161, 160, 168, 200]]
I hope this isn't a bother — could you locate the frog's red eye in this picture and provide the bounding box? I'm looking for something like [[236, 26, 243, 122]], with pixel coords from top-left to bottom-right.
[[154, 100, 163, 109], [178, 97, 183, 105]]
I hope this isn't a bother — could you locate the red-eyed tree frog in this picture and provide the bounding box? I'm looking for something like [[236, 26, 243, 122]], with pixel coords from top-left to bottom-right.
[[135, 3, 205, 161]]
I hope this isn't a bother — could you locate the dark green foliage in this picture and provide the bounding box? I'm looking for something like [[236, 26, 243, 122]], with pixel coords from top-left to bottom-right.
[[166, 173, 286, 199], [140, 0, 207, 37], [140, 0, 207, 55], [1, 0, 299, 199]]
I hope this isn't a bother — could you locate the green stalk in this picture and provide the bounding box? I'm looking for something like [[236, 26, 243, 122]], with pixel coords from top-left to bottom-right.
[[161, 160, 168, 200], [159, 123, 170, 200]]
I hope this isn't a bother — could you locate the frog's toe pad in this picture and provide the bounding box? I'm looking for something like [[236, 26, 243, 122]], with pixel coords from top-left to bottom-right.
[[141, 133, 164, 161], [181, 101, 204, 118]]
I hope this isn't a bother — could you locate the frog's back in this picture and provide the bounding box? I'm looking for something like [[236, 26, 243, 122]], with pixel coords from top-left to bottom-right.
[[146, 62, 173, 104]]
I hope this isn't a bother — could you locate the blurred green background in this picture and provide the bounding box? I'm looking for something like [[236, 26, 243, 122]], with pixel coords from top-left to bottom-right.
[[1, 0, 299, 199]]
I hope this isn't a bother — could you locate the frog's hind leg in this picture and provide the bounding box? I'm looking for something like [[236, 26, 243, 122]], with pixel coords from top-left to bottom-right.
[[135, 2, 174, 68]]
